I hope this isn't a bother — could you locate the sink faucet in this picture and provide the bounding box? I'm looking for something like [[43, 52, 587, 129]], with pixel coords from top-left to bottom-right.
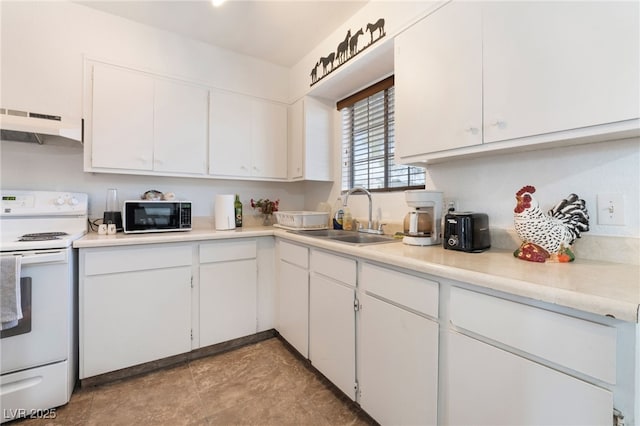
[[343, 187, 384, 235]]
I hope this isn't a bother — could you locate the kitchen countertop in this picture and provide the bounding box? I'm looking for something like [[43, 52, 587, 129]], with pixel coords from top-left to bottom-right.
[[74, 222, 640, 323], [74, 224, 273, 248], [284, 231, 639, 323]]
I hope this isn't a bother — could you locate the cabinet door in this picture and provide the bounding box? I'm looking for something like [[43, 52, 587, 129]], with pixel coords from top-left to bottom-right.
[[309, 273, 356, 400], [287, 97, 332, 181], [395, 1, 482, 160], [483, 1, 640, 143], [82, 267, 192, 378], [154, 79, 209, 174], [251, 99, 287, 179], [303, 97, 333, 181], [447, 331, 612, 426], [199, 259, 257, 347], [278, 260, 309, 357], [287, 99, 304, 180], [91, 64, 154, 170], [209, 90, 252, 176], [360, 293, 438, 425]]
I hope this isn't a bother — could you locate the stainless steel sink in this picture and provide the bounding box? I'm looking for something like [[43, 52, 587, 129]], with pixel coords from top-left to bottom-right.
[[289, 229, 398, 245]]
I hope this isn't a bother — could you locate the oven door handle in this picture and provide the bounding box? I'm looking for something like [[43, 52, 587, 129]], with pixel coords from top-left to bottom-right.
[[19, 251, 67, 265]]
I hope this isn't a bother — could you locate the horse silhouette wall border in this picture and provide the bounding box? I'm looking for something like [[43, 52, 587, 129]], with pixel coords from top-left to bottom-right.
[[310, 18, 386, 87]]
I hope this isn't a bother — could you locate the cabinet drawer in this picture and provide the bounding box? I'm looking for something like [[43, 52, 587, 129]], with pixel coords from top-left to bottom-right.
[[450, 286, 617, 384], [84, 244, 192, 276], [448, 331, 613, 426], [310, 249, 356, 287], [279, 240, 308, 268], [200, 239, 256, 263], [361, 263, 438, 318]]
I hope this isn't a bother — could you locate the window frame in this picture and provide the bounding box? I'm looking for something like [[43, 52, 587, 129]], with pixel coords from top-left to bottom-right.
[[338, 76, 425, 193]]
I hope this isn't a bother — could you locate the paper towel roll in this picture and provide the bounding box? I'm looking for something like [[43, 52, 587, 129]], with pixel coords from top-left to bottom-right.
[[215, 194, 236, 230]]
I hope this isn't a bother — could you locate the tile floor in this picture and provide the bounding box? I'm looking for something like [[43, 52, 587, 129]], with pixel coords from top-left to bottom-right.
[[11, 337, 376, 425]]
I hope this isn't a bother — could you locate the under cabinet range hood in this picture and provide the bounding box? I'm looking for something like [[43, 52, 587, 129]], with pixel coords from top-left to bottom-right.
[[0, 108, 83, 144]]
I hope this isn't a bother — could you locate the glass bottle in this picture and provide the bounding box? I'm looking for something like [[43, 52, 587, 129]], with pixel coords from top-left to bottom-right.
[[234, 194, 243, 227]]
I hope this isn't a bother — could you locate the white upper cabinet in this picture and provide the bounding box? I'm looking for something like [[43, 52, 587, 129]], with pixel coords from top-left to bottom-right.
[[287, 97, 333, 181], [88, 62, 209, 175], [251, 99, 287, 179], [87, 61, 288, 181], [153, 79, 208, 174], [209, 90, 252, 177], [91, 64, 155, 171], [483, 1, 640, 143], [395, 1, 483, 158], [395, 1, 640, 164], [209, 89, 288, 180]]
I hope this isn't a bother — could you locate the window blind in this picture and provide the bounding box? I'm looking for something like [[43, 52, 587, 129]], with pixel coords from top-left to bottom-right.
[[340, 84, 425, 192]]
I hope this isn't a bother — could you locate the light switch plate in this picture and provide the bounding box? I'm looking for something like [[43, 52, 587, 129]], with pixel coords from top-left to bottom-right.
[[596, 193, 625, 226]]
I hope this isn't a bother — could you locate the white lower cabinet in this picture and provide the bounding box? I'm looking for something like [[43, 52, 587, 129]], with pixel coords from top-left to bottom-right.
[[80, 244, 193, 378], [447, 331, 612, 426], [360, 294, 438, 425], [309, 250, 357, 400], [359, 263, 439, 425], [199, 239, 257, 347], [277, 241, 310, 357], [446, 286, 615, 425], [309, 273, 356, 399]]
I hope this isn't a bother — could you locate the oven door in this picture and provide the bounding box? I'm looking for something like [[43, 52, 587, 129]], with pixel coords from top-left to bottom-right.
[[0, 248, 73, 375]]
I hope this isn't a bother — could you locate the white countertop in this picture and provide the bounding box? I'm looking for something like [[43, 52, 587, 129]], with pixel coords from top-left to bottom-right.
[[74, 223, 640, 323], [74, 225, 273, 247]]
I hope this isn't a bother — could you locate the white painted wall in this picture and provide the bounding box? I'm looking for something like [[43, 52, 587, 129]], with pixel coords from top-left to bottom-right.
[[0, 140, 304, 219], [289, 1, 442, 102], [302, 104, 639, 239], [0, 1, 303, 219], [2, 0, 638, 242], [295, 1, 640, 241]]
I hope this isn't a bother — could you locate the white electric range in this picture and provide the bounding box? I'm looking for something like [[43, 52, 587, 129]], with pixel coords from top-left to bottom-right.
[[0, 189, 88, 423]]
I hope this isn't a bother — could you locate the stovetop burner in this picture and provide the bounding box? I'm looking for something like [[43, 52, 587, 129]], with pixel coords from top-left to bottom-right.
[[19, 232, 69, 242]]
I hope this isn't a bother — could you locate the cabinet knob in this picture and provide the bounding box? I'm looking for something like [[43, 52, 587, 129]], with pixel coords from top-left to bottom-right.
[[464, 126, 479, 135]]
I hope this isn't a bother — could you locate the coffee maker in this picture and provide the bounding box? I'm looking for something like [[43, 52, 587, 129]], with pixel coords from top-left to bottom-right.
[[403, 190, 444, 246]]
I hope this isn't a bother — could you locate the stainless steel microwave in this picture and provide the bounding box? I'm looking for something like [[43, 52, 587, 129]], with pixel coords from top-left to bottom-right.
[[123, 200, 192, 233]]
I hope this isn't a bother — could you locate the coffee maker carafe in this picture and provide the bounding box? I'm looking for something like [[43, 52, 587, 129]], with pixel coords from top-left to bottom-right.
[[403, 190, 443, 246]]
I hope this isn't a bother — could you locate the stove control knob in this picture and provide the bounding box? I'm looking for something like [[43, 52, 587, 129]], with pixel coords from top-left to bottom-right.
[[68, 197, 79, 206], [55, 197, 66, 206]]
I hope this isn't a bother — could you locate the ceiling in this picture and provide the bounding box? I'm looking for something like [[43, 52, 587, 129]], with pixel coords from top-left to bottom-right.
[[75, 0, 368, 68]]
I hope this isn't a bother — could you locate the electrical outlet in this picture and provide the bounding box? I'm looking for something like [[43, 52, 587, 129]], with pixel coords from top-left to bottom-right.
[[596, 193, 625, 226]]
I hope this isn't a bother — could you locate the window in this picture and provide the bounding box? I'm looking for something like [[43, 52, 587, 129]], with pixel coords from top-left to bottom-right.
[[339, 76, 425, 192]]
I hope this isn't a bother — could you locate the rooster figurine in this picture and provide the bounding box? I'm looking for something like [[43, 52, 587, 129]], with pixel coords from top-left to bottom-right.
[[513, 185, 589, 263]]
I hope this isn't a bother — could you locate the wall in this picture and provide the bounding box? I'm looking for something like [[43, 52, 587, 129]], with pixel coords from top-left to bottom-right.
[[289, 1, 442, 102], [305, 121, 640, 236], [2, 1, 639, 245], [295, 0, 640, 255], [0, 1, 303, 219], [0, 140, 304, 220]]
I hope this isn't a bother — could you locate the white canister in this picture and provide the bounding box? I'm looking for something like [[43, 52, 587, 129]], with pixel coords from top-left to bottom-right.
[[215, 194, 236, 230]]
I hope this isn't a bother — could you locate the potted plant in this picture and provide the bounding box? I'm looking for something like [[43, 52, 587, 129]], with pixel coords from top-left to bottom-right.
[[251, 198, 279, 226]]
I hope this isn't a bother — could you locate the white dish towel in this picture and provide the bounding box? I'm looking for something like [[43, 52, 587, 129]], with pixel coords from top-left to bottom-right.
[[1, 255, 23, 330]]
